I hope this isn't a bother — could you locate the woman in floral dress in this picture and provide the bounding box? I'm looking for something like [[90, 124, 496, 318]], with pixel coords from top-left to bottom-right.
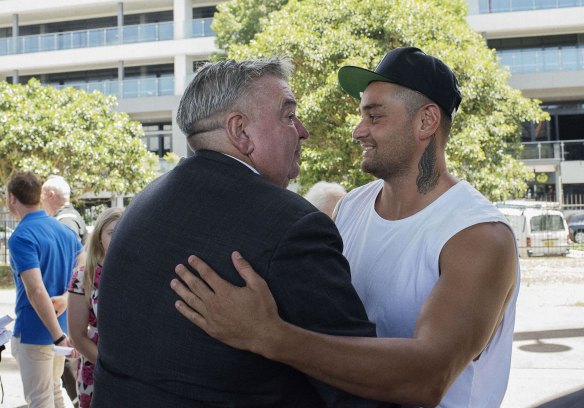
[[67, 208, 123, 408]]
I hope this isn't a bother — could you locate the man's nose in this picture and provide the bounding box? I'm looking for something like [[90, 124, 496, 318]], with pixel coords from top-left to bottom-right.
[[352, 120, 367, 140], [294, 117, 309, 140]]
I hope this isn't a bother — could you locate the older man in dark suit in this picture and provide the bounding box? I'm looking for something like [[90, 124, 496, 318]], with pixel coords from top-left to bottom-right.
[[92, 59, 383, 407]]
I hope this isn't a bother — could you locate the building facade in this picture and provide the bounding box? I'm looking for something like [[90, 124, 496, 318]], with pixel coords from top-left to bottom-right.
[[1, 0, 583, 209], [466, 0, 584, 209], [0, 0, 220, 162]]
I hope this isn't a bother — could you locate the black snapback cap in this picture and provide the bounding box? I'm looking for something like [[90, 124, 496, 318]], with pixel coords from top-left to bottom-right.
[[338, 47, 462, 117]]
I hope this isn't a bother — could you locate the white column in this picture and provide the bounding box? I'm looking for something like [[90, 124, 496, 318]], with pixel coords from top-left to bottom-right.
[[118, 61, 124, 97], [12, 14, 18, 54], [174, 53, 193, 96], [117, 2, 124, 26], [117, 2, 124, 44], [174, 0, 192, 40], [555, 166, 563, 207], [172, 107, 189, 158], [111, 196, 125, 208]]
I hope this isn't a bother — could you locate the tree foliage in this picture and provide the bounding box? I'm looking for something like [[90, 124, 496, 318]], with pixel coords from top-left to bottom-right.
[[0, 79, 158, 200], [213, 0, 547, 200]]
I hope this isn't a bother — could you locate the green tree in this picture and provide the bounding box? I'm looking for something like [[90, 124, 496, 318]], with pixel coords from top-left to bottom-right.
[[213, 0, 287, 49], [0, 79, 158, 199], [213, 0, 547, 200]]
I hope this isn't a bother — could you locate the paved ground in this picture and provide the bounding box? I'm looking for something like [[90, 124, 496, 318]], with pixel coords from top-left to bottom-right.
[[0, 253, 583, 407]]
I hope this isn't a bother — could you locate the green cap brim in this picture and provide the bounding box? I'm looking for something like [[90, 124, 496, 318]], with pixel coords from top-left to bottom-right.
[[338, 66, 395, 100]]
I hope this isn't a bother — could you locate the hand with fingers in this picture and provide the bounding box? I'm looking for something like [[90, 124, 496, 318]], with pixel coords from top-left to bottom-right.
[[171, 251, 285, 355], [51, 295, 68, 317]]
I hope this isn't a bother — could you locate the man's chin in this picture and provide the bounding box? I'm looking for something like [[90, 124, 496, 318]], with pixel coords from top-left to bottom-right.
[[288, 164, 301, 181]]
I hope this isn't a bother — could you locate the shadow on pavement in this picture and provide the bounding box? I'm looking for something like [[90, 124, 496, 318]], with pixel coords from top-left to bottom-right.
[[514, 327, 584, 341]]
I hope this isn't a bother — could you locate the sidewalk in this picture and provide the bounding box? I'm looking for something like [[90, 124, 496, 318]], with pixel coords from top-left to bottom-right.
[[0, 289, 73, 408], [502, 281, 584, 407], [1, 265, 584, 407]]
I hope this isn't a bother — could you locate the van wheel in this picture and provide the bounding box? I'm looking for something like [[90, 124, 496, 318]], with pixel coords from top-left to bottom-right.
[[575, 231, 584, 244]]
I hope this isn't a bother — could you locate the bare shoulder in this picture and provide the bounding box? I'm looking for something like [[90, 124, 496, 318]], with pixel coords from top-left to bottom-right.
[[443, 221, 515, 258], [441, 221, 517, 284]]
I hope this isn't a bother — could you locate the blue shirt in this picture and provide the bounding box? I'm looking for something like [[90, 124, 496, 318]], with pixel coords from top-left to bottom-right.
[[8, 210, 82, 345]]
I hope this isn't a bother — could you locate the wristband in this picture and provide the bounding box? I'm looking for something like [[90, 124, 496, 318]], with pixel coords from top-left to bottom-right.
[[53, 334, 67, 345]]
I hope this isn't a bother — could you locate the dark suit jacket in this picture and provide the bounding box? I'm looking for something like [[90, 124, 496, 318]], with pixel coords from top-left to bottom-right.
[[93, 150, 381, 407]]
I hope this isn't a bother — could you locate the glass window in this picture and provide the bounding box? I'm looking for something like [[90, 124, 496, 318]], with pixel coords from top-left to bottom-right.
[[491, 0, 511, 12], [558, 0, 581, 7], [141, 77, 157, 97], [122, 26, 139, 44], [158, 22, 174, 40], [159, 76, 174, 95], [192, 19, 204, 37], [88, 29, 104, 47], [531, 215, 565, 232], [23, 35, 40, 53], [71, 31, 87, 49], [561, 47, 578, 70], [40, 34, 57, 51], [57, 32, 72, 50], [163, 135, 172, 155], [151, 137, 160, 152], [0, 38, 9, 55], [105, 27, 119, 45], [519, 49, 540, 73], [543, 48, 560, 71], [513, 0, 533, 11], [140, 24, 157, 42], [498, 51, 515, 72], [105, 80, 120, 97], [534, 0, 559, 8], [123, 79, 138, 98]]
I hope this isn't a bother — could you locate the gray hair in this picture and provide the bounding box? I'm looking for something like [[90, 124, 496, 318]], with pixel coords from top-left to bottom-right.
[[176, 58, 294, 147], [304, 181, 347, 217], [42, 175, 71, 199]]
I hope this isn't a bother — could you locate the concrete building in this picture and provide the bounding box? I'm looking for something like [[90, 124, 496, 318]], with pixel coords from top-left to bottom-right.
[[467, 0, 584, 209], [0, 0, 582, 209], [0, 0, 219, 163]]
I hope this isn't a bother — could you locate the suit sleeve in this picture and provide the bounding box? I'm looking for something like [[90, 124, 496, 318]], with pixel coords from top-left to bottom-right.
[[265, 211, 383, 407]]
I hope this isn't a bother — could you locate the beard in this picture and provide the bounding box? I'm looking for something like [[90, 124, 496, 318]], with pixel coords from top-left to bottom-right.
[[361, 144, 413, 181]]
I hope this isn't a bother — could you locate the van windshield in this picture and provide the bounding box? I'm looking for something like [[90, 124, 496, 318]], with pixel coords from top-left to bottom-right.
[[530, 215, 565, 232]]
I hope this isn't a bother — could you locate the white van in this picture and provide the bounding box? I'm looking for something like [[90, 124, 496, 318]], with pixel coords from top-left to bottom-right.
[[498, 206, 570, 258]]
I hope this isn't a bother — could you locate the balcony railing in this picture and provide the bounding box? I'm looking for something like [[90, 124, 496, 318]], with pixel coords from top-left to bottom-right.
[[52, 76, 174, 99], [521, 139, 584, 161], [498, 46, 584, 73], [191, 18, 214, 37], [479, 0, 584, 13], [0, 18, 214, 56]]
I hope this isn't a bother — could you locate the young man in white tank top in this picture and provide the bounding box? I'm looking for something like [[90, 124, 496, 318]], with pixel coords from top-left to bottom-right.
[[170, 47, 520, 407]]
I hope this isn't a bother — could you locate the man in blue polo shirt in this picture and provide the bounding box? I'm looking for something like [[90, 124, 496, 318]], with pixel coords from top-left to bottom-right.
[[6, 171, 82, 408]]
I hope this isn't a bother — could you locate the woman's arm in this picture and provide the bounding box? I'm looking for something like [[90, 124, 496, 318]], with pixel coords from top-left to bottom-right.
[[67, 293, 97, 364]]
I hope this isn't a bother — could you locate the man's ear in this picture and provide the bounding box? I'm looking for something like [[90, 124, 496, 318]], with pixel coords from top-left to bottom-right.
[[225, 111, 254, 155], [417, 103, 441, 142]]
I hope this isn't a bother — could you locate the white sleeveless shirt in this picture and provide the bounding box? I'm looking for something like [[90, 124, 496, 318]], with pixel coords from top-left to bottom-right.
[[336, 179, 520, 408]]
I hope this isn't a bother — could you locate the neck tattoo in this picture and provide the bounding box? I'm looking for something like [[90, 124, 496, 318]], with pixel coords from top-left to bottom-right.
[[416, 135, 439, 195]]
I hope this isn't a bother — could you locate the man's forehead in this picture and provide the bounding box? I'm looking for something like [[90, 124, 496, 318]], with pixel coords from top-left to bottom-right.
[[359, 82, 399, 110]]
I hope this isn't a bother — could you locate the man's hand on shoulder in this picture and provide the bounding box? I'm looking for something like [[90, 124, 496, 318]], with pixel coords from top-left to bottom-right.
[[171, 251, 287, 356]]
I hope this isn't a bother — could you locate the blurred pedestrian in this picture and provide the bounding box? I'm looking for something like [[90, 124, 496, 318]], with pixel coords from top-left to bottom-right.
[[7, 171, 82, 408], [42, 175, 87, 243], [304, 181, 346, 218], [41, 174, 86, 407], [68, 207, 123, 408]]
